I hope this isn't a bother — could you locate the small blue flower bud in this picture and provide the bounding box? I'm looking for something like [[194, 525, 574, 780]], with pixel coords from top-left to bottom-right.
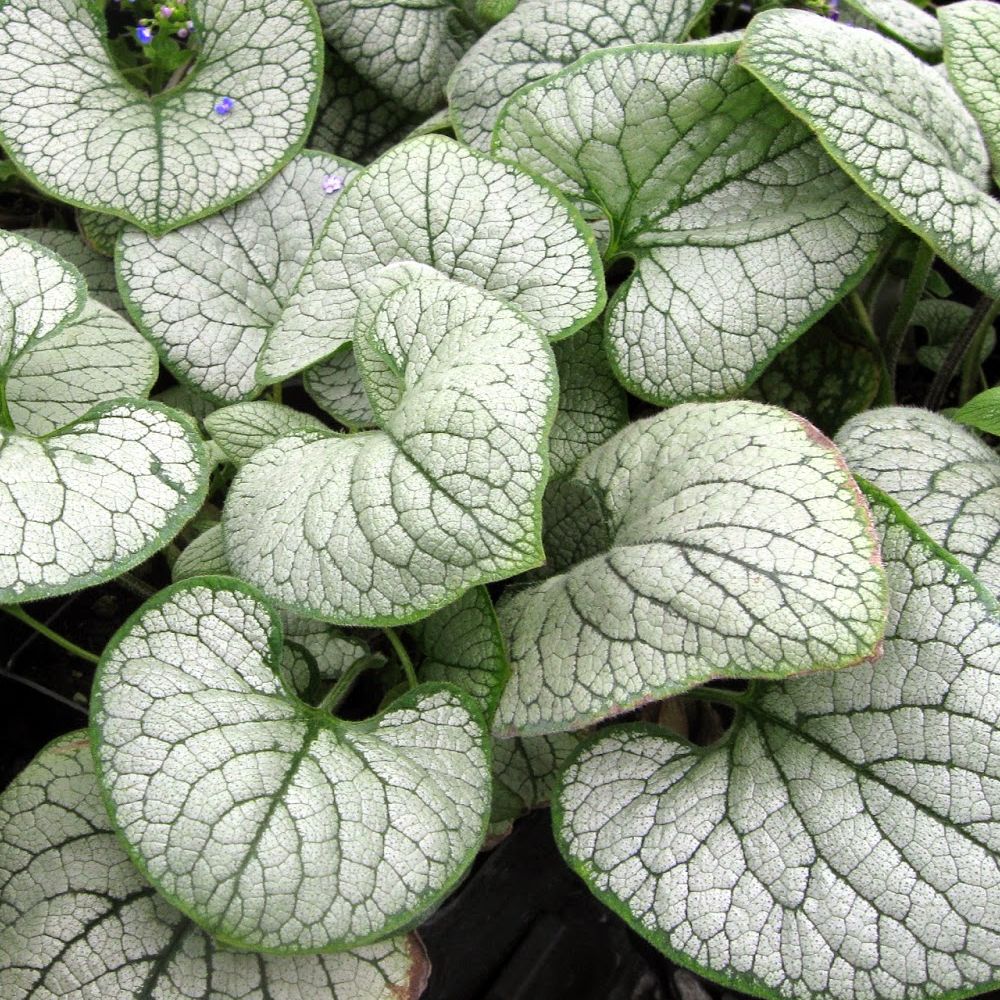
[[136, 25, 153, 43], [215, 96, 235, 115], [161, 5, 173, 17], [177, 27, 188, 37], [322, 174, 344, 194]]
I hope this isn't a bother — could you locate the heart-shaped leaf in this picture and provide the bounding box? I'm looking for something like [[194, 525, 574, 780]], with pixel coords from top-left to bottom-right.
[[414, 586, 509, 720], [0, 734, 431, 1000], [941, 1, 1000, 183], [227, 265, 557, 623], [0, 0, 323, 235], [447, 0, 713, 150], [836, 406, 1000, 594], [260, 135, 604, 382], [92, 577, 492, 953], [118, 152, 359, 401], [555, 485, 1000, 1000], [838, 0, 942, 57], [739, 9, 1000, 298], [0, 231, 207, 603], [494, 400, 887, 735], [494, 43, 890, 404], [315, 0, 476, 114]]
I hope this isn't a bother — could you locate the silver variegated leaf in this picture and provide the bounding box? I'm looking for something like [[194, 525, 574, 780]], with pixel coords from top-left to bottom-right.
[[836, 406, 1000, 594], [118, 152, 359, 401], [839, 0, 942, 57], [228, 265, 557, 624], [304, 345, 377, 428], [0, 734, 431, 1000], [740, 9, 1000, 298], [0, 0, 323, 236], [205, 400, 329, 465], [447, 0, 713, 150], [495, 400, 887, 735], [92, 578, 492, 953], [556, 486, 1000, 1000], [495, 43, 890, 404], [261, 135, 604, 382]]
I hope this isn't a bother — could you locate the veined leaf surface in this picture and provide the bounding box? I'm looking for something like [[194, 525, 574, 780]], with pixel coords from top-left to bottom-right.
[[447, 0, 712, 150], [0, 231, 207, 603], [118, 152, 359, 401], [495, 401, 887, 735], [205, 400, 329, 464], [839, 0, 942, 57], [305, 345, 377, 428], [260, 135, 604, 381], [228, 265, 557, 624], [739, 9, 1000, 298], [556, 488, 1000, 1000], [941, 1, 1000, 183], [836, 406, 1000, 595], [92, 578, 492, 953], [0, 0, 323, 235], [495, 43, 890, 404], [0, 734, 431, 1000]]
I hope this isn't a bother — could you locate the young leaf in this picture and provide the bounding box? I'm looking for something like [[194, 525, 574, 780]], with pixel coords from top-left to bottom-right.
[[315, 0, 476, 113], [448, 0, 714, 150], [78, 209, 127, 257], [260, 135, 604, 382], [0, 734, 431, 1000], [226, 266, 557, 624], [311, 47, 419, 165], [413, 585, 510, 721], [940, 1, 1000, 183], [494, 400, 887, 735], [954, 387, 1000, 437], [118, 152, 359, 402], [91, 578, 492, 953], [555, 487, 1000, 1000], [490, 732, 583, 830], [838, 0, 942, 58], [912, 299, 994, 375], [836, 406, 1000, 594], [0, 0, 323, 235], [205, 400, 329, 465], [304, 344, 378, 428], [549, 323, 628, 478], [494, 43, 890, 404], [739, 9, 1000, 299], [17, 227, 125, 316]]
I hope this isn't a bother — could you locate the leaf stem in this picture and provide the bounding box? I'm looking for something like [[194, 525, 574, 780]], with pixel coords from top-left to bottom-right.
[[316, 654, 382, 714], [925, 295, 1000, 410], [1, 605, 100, 665], [0, 383, 14, 431], [162, 54, 195, 94], [683, 684, 750, 709], [270, 382, 283, 405], [381, 627, 418, 689], [883, 240, 934, 391]]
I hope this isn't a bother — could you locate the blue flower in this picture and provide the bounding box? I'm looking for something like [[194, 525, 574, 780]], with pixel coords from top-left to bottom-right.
[[215, 96, 235, 115], [136, 25, 153, 44], [322, 174, 344, 194]]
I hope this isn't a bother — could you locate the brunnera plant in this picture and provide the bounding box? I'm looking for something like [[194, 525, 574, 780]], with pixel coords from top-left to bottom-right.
[[3, 0, 1000, 998]]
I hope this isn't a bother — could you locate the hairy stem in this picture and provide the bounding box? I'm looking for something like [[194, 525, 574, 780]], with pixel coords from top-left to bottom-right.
[[925, 295, 1000, 410], [381, 627, 418, 689], [2, 604, 100, 665]]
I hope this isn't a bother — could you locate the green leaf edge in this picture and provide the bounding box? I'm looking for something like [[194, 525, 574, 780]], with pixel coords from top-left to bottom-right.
[[493, 38, 888, 406], [551, 478, 1000, 1000], [1, 398, 210, 604], [113, 149, 363, 405], [0, 3, 326, 237], [89, 573, 494, 955]]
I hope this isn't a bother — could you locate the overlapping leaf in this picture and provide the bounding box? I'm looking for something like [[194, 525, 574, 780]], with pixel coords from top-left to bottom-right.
[[305, 345, 377, 428], [836, 406, 1000, 594], [0, 734, 431, 1000], [205, 400, 329, 464], [0, 231, 207, 603], [447, 0, 712, 150], [118, 152, 358, 401], [941, 1, 1000, 182], [260, 135, 604, 382], [839, 0, 942, 57], [739, 9, 1000, 298], [0, 0, 322, 235], [494, 400, 887, 735], [316, 0, 475, 114], [92, 578, 492, 953], [494, 43, 890, 404], [556, 488, 1000, 1000], [228, 265, 557, 623]]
